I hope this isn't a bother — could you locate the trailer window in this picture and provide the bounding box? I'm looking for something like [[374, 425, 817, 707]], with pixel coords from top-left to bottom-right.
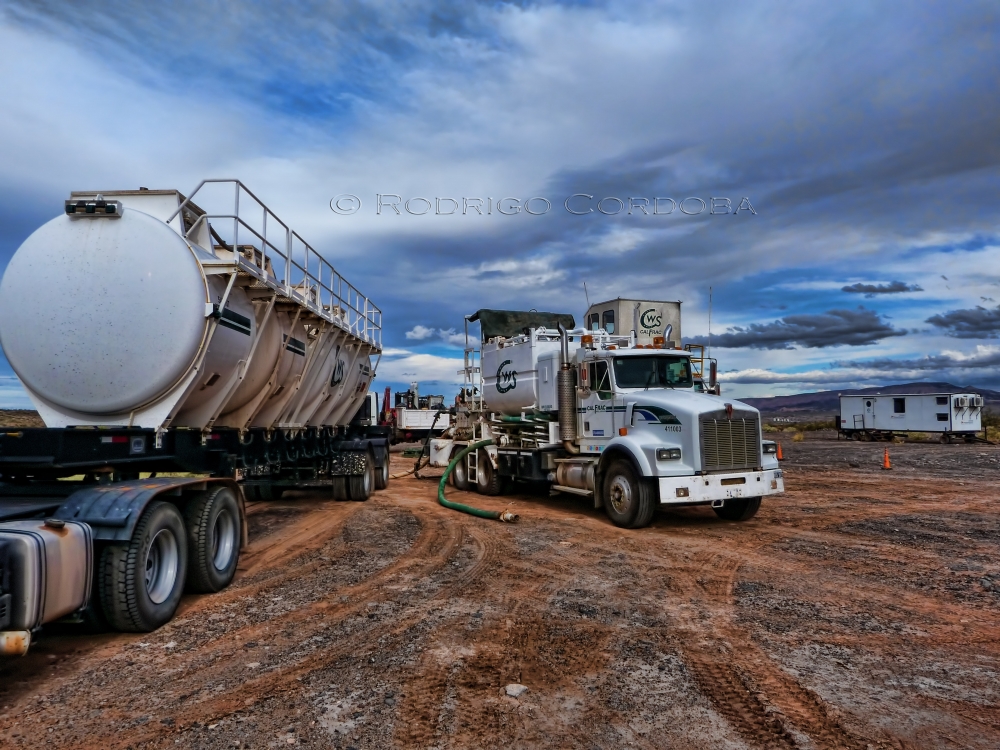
[[936, 396, 948, 405], [937, 413, 948, 421], [893, 398, 905, 414], [590, 360, 612, 399], [602, 310, 615, 334], [612, 356, 693, 388]]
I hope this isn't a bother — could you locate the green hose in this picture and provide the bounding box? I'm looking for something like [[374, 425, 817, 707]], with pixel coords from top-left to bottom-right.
[[437, 439, 518, 522]]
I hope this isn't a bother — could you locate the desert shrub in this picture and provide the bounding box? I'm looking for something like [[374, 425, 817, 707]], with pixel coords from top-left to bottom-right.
[[792, 432, 806, 442]]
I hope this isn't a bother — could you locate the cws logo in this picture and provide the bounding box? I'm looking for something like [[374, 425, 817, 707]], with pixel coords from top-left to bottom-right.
[[640, 308, 662, 336], [496, 359, 517, 393]]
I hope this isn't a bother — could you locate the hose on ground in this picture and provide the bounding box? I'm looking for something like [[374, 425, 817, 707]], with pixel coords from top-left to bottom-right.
[[437, 439, 518, 522]]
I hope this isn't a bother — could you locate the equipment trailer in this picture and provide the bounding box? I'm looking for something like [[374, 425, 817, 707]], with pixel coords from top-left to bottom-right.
[[0, 181, 387, 654]]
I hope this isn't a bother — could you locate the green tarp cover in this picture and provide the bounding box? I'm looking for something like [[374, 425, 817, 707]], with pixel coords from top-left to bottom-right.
[[469, 309, 576, 341]]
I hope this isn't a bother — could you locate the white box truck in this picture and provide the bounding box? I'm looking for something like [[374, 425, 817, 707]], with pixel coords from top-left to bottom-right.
[[839, 392, 984, 442], [430, 309, 783, 529]]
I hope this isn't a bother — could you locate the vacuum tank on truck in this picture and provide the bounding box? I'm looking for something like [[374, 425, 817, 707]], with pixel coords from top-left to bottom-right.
[[0, 181, 389, 654], [429, 308, 783, 528]]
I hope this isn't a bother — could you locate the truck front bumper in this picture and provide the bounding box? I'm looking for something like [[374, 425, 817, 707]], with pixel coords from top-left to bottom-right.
[[657, 469, 784, 505]]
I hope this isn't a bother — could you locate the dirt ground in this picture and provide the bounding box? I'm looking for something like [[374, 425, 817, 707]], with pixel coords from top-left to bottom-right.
[[2, 436, 999, 749]]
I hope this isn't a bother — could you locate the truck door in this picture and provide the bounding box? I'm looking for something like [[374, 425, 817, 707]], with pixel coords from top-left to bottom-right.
[[579, 359, 615, 448]]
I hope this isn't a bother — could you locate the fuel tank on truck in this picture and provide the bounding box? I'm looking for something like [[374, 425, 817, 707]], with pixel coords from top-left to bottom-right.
[[0, 201, 254, 429]]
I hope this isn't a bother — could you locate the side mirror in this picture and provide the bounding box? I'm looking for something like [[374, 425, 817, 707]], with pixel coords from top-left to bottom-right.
[[709, 360, 717, 390]]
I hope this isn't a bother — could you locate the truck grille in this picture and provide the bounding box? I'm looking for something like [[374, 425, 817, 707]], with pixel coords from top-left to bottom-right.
[[700, 412, 760, 472]]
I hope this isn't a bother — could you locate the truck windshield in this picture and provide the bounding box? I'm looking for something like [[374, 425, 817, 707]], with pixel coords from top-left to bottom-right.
[[613, 356, 693, 388]]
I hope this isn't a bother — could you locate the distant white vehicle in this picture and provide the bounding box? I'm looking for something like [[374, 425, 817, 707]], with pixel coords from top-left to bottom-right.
[[839, 393, 984, 443]]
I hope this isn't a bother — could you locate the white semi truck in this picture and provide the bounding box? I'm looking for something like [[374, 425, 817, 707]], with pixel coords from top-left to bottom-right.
[[0, 181, 388, 654], [430, 308, 783, 528]]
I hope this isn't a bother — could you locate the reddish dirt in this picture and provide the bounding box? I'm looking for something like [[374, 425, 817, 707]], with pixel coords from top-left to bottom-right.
[[2, 438, 999, 749]]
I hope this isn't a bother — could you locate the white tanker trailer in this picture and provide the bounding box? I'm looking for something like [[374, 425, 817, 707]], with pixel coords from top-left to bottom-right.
[[0, 181, 389, 654], [431, 309, 784, 529]]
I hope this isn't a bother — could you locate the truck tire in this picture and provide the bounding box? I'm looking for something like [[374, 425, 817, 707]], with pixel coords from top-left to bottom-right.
[[476, 449, 502, 496], [374, 456, 389, 490], [451, 448, 470, 491], [183, 486, 241, 593], [348, 452, 375, 501], [713, 496, 761, 521], [602, 460, 657, 529], [98, 501, 188, 632]]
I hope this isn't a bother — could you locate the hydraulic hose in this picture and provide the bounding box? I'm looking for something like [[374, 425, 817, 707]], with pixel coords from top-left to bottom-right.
[[437, 439, 518, 522]]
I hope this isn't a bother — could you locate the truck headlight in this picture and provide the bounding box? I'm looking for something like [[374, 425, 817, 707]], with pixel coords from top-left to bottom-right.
[[763, 442, 777, 455], [656, 448, 681, 460]]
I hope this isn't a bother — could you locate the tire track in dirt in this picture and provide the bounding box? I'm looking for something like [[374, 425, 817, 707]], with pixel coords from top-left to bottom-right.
[[669, 542, 906, 750]]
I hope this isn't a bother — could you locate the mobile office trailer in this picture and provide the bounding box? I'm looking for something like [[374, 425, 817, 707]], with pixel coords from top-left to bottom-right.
[[839, 393, 984, 442], [584, 298, 682, 347]]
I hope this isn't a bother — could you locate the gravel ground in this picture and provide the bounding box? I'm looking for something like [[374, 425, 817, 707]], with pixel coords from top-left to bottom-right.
[[1, 438, 999, 748]]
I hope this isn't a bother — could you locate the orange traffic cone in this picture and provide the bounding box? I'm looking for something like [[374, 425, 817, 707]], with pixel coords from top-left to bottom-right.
[[776, 442, 784, 461], [882, 446, 891, 470]]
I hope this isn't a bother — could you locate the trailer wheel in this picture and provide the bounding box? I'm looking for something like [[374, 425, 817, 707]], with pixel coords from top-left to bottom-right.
[[374, 456, 389, 490], [183, 486, 241, 593], [331, 476, 349, 500], [451, 448, 470, 491], [476, 449, 502, 496], [602, 460, 657, 529], [940, 433, 951, 444], [713, 496, 762, 521], [348, 452, 375, 501], [98, 501, 187, 632]]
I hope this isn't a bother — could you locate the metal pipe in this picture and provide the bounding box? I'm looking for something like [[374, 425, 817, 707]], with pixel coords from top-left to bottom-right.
[[664, 324, 673, 346], [437, 439, 518, 522], [557, 323, 580, 454]]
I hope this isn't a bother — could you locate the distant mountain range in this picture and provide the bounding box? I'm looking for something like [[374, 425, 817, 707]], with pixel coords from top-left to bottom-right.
[[739, 382, 1000, 415]]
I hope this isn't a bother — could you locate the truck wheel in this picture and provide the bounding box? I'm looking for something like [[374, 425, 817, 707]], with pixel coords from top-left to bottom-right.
[[374, 456, 389, 490], [98, 501, 188, 632], [348, 453, 375, 501], [713, 496, 762, 521], [451, 449, 470, 491], [183, 486, 241, 593], [476, 449, 502, 496], [602, 460, 657, 529]]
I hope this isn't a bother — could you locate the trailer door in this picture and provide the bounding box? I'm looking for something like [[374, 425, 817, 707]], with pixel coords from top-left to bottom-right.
[[864, 398, 875, 428]]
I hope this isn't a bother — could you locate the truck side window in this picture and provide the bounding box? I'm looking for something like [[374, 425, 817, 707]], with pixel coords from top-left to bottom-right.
[[590, 361, 612, 400], [893, 398, 905, 414], [589, 313, 600, 330], [602, 310, 615, 334]]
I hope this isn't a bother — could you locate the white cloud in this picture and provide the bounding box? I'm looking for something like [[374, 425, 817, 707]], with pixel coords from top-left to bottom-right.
[[405, 325, 436, 340], [376, 353, 464, 385]]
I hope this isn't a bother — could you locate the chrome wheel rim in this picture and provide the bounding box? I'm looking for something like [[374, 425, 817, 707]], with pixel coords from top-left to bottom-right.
[[609, 476, 632, 515], [211, 508, 237, 571], [145, 528, 179, 604]]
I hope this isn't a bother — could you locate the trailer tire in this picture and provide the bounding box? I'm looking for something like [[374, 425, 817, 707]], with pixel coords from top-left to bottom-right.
[[348, 453, 375, 501], [713, 496, 762, 522], [98, 501, 187, 633], [331, 476, 349, 500], [374, 457, 389, 490], [451, 449, 470, 491], [940, 433, 951, 444], [476, 449, 502, 496], [602, 460, 657, 529], [183, 486, 241, 594]]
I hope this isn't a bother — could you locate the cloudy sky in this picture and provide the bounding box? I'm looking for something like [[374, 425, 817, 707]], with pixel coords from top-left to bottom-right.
[[1, 1, 999, 407]]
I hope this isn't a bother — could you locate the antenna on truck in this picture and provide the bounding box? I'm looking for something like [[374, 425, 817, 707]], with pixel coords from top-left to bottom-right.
[[584, 282, 591, 309], [707, 285, 712, 360]]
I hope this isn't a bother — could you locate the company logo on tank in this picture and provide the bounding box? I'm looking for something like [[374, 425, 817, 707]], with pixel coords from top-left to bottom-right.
[[496, 360, 517, 393]]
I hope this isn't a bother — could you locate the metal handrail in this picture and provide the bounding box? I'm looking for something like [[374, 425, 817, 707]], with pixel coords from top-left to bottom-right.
[[168, 179, 382, 350]]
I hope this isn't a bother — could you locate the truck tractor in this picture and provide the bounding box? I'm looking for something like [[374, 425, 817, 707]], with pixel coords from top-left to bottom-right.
[[429, 308, 783, 529], [0, 181, 388, 654]]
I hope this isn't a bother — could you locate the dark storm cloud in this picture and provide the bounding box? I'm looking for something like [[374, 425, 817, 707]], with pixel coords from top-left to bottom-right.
[[687, 307, 905, 350], [842, 281, 923, 296], [838, 349, 1000, 371], [926, 305, 1000, 338]]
